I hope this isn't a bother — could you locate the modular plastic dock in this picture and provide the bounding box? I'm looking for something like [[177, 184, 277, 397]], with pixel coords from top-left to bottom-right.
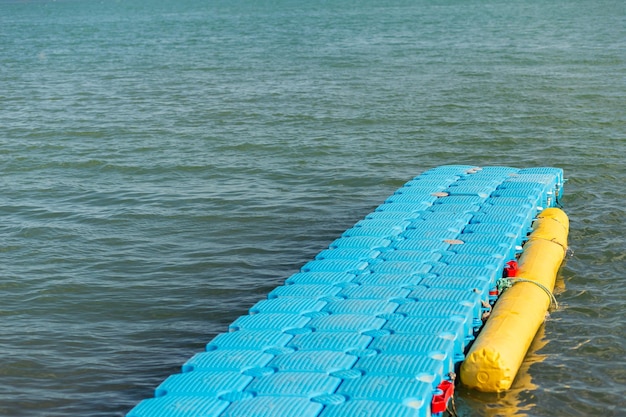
[[127, 165, 564, 417]]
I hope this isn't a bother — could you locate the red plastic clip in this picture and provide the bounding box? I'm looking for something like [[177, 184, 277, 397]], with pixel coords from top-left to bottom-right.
[[504, 260, 518, 277], [431, 380, 455, 414]]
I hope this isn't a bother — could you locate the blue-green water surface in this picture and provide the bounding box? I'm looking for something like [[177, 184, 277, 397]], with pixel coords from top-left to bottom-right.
[[1, 0, 624, 416]]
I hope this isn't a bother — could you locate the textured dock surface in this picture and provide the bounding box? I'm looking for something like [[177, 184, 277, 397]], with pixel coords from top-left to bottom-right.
[[127, 165, 564, 417]]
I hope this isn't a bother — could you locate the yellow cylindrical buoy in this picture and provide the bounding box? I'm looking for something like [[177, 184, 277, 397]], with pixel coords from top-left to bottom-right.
[[460, 208, 569, 392]]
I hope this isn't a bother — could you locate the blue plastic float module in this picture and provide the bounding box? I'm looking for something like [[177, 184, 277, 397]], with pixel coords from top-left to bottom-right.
[[127, 165, 564, 417]]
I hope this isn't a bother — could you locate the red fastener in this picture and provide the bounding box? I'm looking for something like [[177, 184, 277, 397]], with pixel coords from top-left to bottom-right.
[[431, 380, 455, 414], [504, 260, 519, 277]]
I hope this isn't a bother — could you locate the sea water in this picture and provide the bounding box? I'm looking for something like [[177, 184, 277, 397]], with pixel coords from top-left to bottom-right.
[[1, 0, 624, 415]]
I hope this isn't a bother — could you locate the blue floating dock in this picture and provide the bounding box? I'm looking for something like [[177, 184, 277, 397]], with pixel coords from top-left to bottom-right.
[[127, 165, 564, 417]]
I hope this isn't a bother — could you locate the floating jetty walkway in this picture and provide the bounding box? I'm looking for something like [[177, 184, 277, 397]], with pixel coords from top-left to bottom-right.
[[128, 165, 564, 417]]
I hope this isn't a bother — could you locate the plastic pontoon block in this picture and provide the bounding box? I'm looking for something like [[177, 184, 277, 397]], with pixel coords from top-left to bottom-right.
[[127, 165, 565, 417]]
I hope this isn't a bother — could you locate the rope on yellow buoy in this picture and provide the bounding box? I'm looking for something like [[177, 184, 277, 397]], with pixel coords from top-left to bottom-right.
[[460, 208, 569, 392], [496, 277, 559, 310]]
